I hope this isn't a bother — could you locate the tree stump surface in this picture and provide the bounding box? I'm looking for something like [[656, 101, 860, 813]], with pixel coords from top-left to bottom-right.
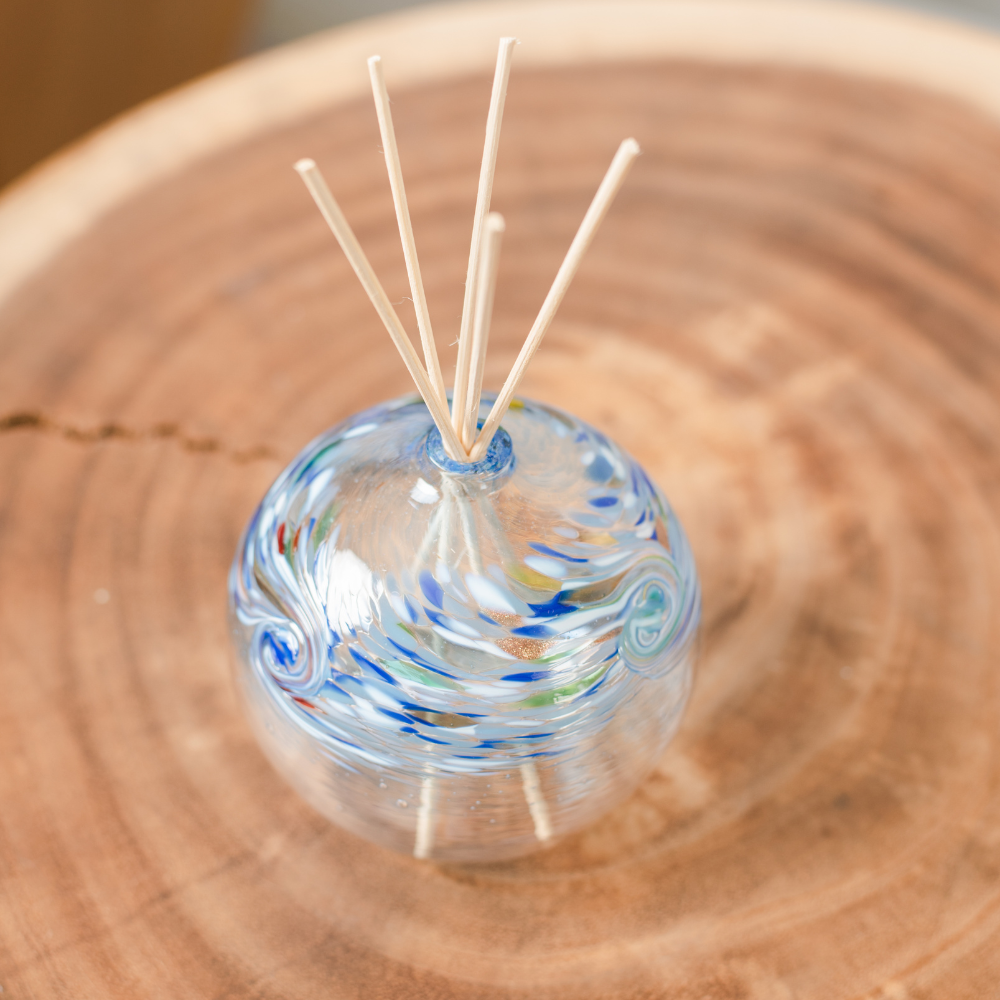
[[2, 3, 1000, 997]]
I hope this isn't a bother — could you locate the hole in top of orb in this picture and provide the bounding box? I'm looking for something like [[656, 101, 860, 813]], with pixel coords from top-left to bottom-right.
[[425, 422, 514, 480]]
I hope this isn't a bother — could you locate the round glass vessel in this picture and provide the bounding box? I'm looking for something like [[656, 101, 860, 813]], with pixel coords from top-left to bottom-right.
[[229, 393, 700, 862]]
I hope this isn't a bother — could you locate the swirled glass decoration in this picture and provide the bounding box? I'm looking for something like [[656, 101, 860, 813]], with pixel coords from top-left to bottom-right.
[[229, 393, 700, 862]]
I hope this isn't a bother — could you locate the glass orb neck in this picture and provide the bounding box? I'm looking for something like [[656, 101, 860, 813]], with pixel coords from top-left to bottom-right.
[[426, 422, 513, 478]]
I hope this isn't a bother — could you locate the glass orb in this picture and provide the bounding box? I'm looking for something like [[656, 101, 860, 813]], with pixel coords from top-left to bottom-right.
[[229, 393, 700, 862]]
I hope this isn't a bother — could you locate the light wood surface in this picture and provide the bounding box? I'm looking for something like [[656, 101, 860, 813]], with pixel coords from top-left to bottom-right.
[[2, 2, 1000, 997]]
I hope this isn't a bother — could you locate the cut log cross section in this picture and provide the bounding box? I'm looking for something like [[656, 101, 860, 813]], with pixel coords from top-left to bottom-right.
[[1, 2, 1000, 997]]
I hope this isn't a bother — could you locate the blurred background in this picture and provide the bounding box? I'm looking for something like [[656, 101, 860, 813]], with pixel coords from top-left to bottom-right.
[[2, 0, 1000, 192]]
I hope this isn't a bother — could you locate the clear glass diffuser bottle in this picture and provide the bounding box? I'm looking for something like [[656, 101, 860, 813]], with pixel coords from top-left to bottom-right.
[[229, 393, 700, 862]]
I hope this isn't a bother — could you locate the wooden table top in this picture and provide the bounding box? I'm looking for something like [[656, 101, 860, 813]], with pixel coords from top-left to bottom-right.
[[2, 2, 1000, 997]]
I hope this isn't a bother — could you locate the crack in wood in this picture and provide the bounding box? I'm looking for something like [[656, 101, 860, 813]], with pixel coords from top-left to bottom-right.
[[0, 411, 277, 464]]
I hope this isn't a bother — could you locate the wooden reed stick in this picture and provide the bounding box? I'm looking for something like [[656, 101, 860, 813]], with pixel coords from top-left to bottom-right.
[[412, 501, 444, 575], [294, 158, 466, 461], [468, 138, 640, 461], [437, 483, 453, 564], [461, 212, 505, 449], [478, 492, 519, 569], [457, 486, 484, 576], [367, 55, 448, 414], [414, 773, 436, 859], [451, 36, 517, 436], [520, 762, 552, 842]]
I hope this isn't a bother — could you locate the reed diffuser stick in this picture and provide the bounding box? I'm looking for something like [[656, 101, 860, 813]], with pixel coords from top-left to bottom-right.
[[414, 773, 436, 859], [451, 36, 517, 438], [520, 762, 553, 842], [368, 55, 448, 413], [295, 158, 465, 461], [461, 212, 505, 450], [468, 138, 640, 461], [296, 45, 639, 467]]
